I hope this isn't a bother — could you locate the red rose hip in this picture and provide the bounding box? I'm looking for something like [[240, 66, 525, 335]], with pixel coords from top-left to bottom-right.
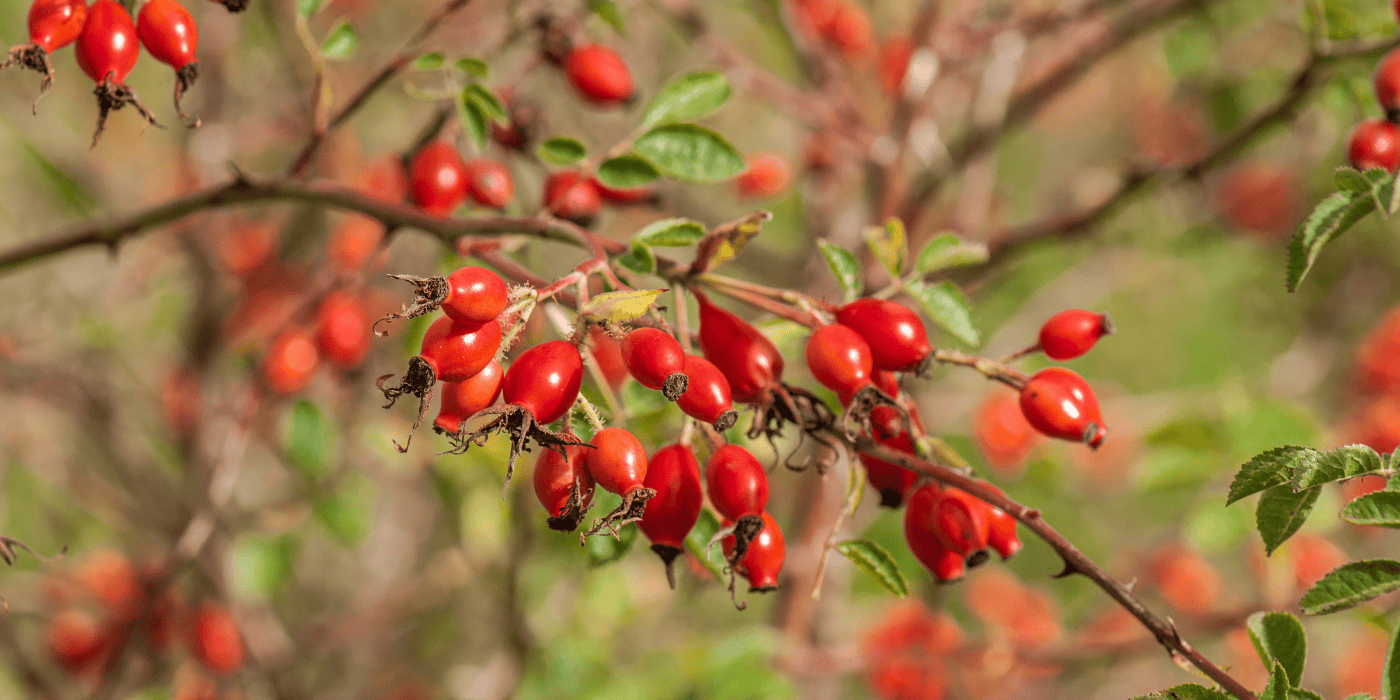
[[676, 355, 739, 432], [1019, 367, 1108, 448], [410, 141, 469, 217], [638, 444, 704, 587], [621, 327, 689, 400], [835, 298, 934, 374], [533, 445, 594, 531], [565, 44, 634, 104], [1348, 119, 1400, 172], [1037, 309, 1114, 361]]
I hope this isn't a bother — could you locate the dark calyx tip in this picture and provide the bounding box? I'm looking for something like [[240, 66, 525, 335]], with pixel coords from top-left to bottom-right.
[[1083, 422, 1107, 450], [221, 0, 250, 11], [651, 544, 682, 590], [1098, 312, 1116, 338], [878, 489, 904, 509], [1388, 107, 1400, 125], [915, 350, 937, 377], [712, 409, 739, 433], [966, 549, 991, 569], [662, 372, 689, 401], [748, 583, 778, 594]]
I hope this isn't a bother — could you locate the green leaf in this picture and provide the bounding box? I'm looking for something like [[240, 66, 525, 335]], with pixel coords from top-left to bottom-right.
[[580, 289, 667, 324], [864, 218, 906, 279], [464, 84, 506, 121], [1287, 690, 1324, 700], [1256, 485, 1321, 555], [1287, 190, 1376, 291], [817, 240, 861, 302], [1299, 559, 1400, 615], [456, 57, 488, 78], [1131, 684, 1233, 700], [1227, 446, 1315, 505], [231, 535, 295, 598], [1292, 444, 1386, 490], [597, 155, 660, 189], [298, 0, 326, 17], [632, 124, 746, 183], [536, 136, 588, 166], [1261, 662, 1290, 700], [1246, 612, 1307, 687], [836, 539, 908, 598], [1384, 616, 1400, 700], [643, 71, 732, 127], [1341, 490, 1400, 527], [617, 248, 654, 274], [1336, 166, 1373, 193], [634, 218, 705, 248], [414, 53, 445, 70], [586, 522, 638, 566], [286, 400, 332, 479], [684, 509, 727, 579], [905, 280, 979, 346], [460, 99, 489, 151], [587, 0, 625, 33], [321, 22, 357, 59], [314, 474, 374, 547], [1342, 695, 1379, 700], [915, 232, 989, 273]]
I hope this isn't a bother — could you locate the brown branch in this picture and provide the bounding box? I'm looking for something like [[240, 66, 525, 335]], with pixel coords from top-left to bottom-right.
[[850, 436, 1259, 700]]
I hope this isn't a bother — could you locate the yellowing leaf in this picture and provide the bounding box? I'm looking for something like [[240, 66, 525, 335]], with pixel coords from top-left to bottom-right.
[[580, 289, 667, 324], [689, 211, 770, 274]]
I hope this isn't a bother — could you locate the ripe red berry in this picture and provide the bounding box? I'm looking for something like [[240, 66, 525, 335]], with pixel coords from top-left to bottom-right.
[[136, 0, 199, 124], [533, 445, 594, 531], [835, 298, 933, 373], [315, 290, 372, 369], [47, 609, 110, 674], [3, 0, 88, 97], [639, 443, 703, 585], [565, 44, 634, 104], [321, 216, 373, 271], [1347, 119, 1400, 172], [621, 327, 688, 400], [464, 158, 514, 209], [1375, 47, 1400, 114], [850, 369, 903, 439], [502, 340, 583, 425], [904, 483, 966, 582], [735, 152, 791, 199], [696, 291, 785, 404], [191, 603, 244, 676], [1019, 367, 1107, 448], [79, 549, 140, 623], [409, 141, 469, 217], [981, 484, 1022, 560], [592, 177, 655, 205], [441, 266, 508, 324], [705, 444, 769, 521], [827, 1, 873, 59], [218, 221, 277, 276], [676, 354, 739, 432], [930, 488, 991, 565], [543, 171, 603, 226], [723, 511, 785, 592], [806, 323, 875, 396], [77, 0, 156, 144], [263, 327, 319, 395], [587, 326, 629, 390], [418, 317, 502, 383], [859, 431, 919, 508], [1038, 309, 1114, 361], [878, 35, 914, 96], [433, 360, 504, 434], [585, 427, 649, 496]]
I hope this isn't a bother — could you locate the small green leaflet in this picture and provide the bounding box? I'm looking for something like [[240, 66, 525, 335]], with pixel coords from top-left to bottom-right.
[[1227, 444, 1391, 505], [864, 218, 906, 279], [1245, 612, 1307, 688], [1286, 166, 1400, 291], [286, 400, 332, 479], [597, 155, 660, 189], [587, 0, 625, 33], [622, 219, 705, 274], [1260, 662, 1289, 700], [460, 99, 489, 150], [456, 58, 488, 79], [916, 232, 989, 273], [1256, 484, 1320, 555], [463, 84, 505, 121], [817, 240, 861, 301], [415, 53, 445, 70], [905, 279, 979, 346], [836, 539, 908, 598], [1298, 559, 1400, 614], [1228, 445, 1313, 504], [1341, 490, 1400, 527], [298, 0, 326, 17], [580, 289, 667, 324], [321, 22, 357, 59], [643, 71, 732, 127], [536, 136, 587, 166], [632, 124, 746, 183], [1130, 684, 1233, 700]]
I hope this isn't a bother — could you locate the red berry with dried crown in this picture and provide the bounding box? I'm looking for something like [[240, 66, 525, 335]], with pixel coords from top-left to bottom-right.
[[533, 445, 594, 532], [621, 327, 689, 400], [544, 171, 603, 226], [1348, 119, 1400, 172], [696, 291, 785, 404], [1038, 309, 1114, 361], [806, 323, 875, 396], [410, 141, 469, 217], [676, 355, 739, 432], [705, 444, 769, 521], [565, 44, 634, 104], [835, 298, 934, 374], [503, 340, 583, 425], [418, 317, 502, 383], [859, 431, 919, 508], [465, 159, 514, 209], [76, 0, 158, 145], [136, 0, 200, 125], [1019, 367, 1108, 448], [980, 483, 1022, 561], [433, 360, 504, 434], [904, 483, 966, 582], [931, 488, 991, 566], [1375, 47, 1400, 114], [723, 511, 785, 592], [638, 444, 703, 587], [3, 0, 88, 98]]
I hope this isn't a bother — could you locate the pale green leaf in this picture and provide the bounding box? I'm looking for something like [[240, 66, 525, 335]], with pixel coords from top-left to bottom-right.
[[320, 22, 357, 59], [905, 280, 979, 346], [1299, 559, 1400, 615], [632, 124, 745, 183], [817, 240, 861, 302], [597, 155, 660, 189], [643, 71, 731, 127], [836, 539, 908, 598], [536, 136, 587, 166]]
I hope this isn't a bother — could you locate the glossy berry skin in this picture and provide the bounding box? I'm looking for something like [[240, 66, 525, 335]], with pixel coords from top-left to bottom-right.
[[931, 488, 991, 563], [705, 444, 769, 521], [1019, 367, 1107, 448], [1348, 119, 1400, 172], [533, 446, 594, 519], [981, 484, 1022, 560], [315, 290, 372, 369], [585, 427, 648, 495], [502, 340, 583, 425], [409, 142, 469, 217], [859, 431, 919, 508], [433, 360, 503, 434], [835, 298, 933, 373], [27, 0, 88, 53], [697, 292, 785, 404], [191, 603, 244, 676], [565, 44, 634, 104], [735, 152, 791, 199], [1376, 47, 1400, 113], [543, 171, 602, 226], [676, 355, 737, 428], [904, 483, 966, 582], [136, 0, 197, 68], [76, 0, 139, 83], [464, 159, 514, 209], [1038, 309, 1113, 361], [418, 317, 502, 383], [441, 266, 508, 324], [638, 444, 703, 551], [848, 369, 903, 439], [588, 327, 629, 390], [593, 177, 654, 205], [621, 327, 687, 398], [724, 511, 785, 591], [806, 323, 875, 396], [264, 328, 319, 395]]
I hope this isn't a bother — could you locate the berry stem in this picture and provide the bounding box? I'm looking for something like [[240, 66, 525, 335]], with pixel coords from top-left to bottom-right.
[[930, 348, 1028, 389]]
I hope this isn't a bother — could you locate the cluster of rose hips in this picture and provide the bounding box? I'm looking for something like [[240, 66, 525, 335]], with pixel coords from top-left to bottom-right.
[[1347, 41, 1400, 171], [43, 550, 244, 694], [3, 0, 220, 144]]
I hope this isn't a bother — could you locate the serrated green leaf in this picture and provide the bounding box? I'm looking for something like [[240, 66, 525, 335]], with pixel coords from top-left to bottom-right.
[[298, 0, 326, 17], [1246, 612, 1307, 687], [1227, 446, 1315, 505], [587, 0, 625, 33], [1261, 662, 1290, 700], [286, 400, 332, 479], [634, 218, 705, 248], [643, 71, 731, 127], [915, 232, 989, 273], [905, 280, 979, 346], [580, 289, 666, 324], [816, 240, 861, 302], [617, 249, 654, 275], [1337, 166, 1373, 193], [1292, 444, 1385, 490], [1341, 490, 1400, 527], [836, 539, 908, 597], [1342, 694, 1379, 700], [320, 22, 357, 59], [684, 509, 726, 579], [464, 84, 506, 121], [456, 57, 488, 78], [1257, 485, 1320, 555], [1287, 190, 1376, 292], [536, 136, 587, 166], [1384, 614, 1400, 700], [414, 53, 445, 70], [597, 155, 660, 189], [1131, 684, 1233, 700], [460, 98, 488, 150], [1299, 559, 1400, 615], [1288, 688, 1325, 700], [586, 521, 638, 566], [632, 124, 745, 183], [864, 219, 905, 279]]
